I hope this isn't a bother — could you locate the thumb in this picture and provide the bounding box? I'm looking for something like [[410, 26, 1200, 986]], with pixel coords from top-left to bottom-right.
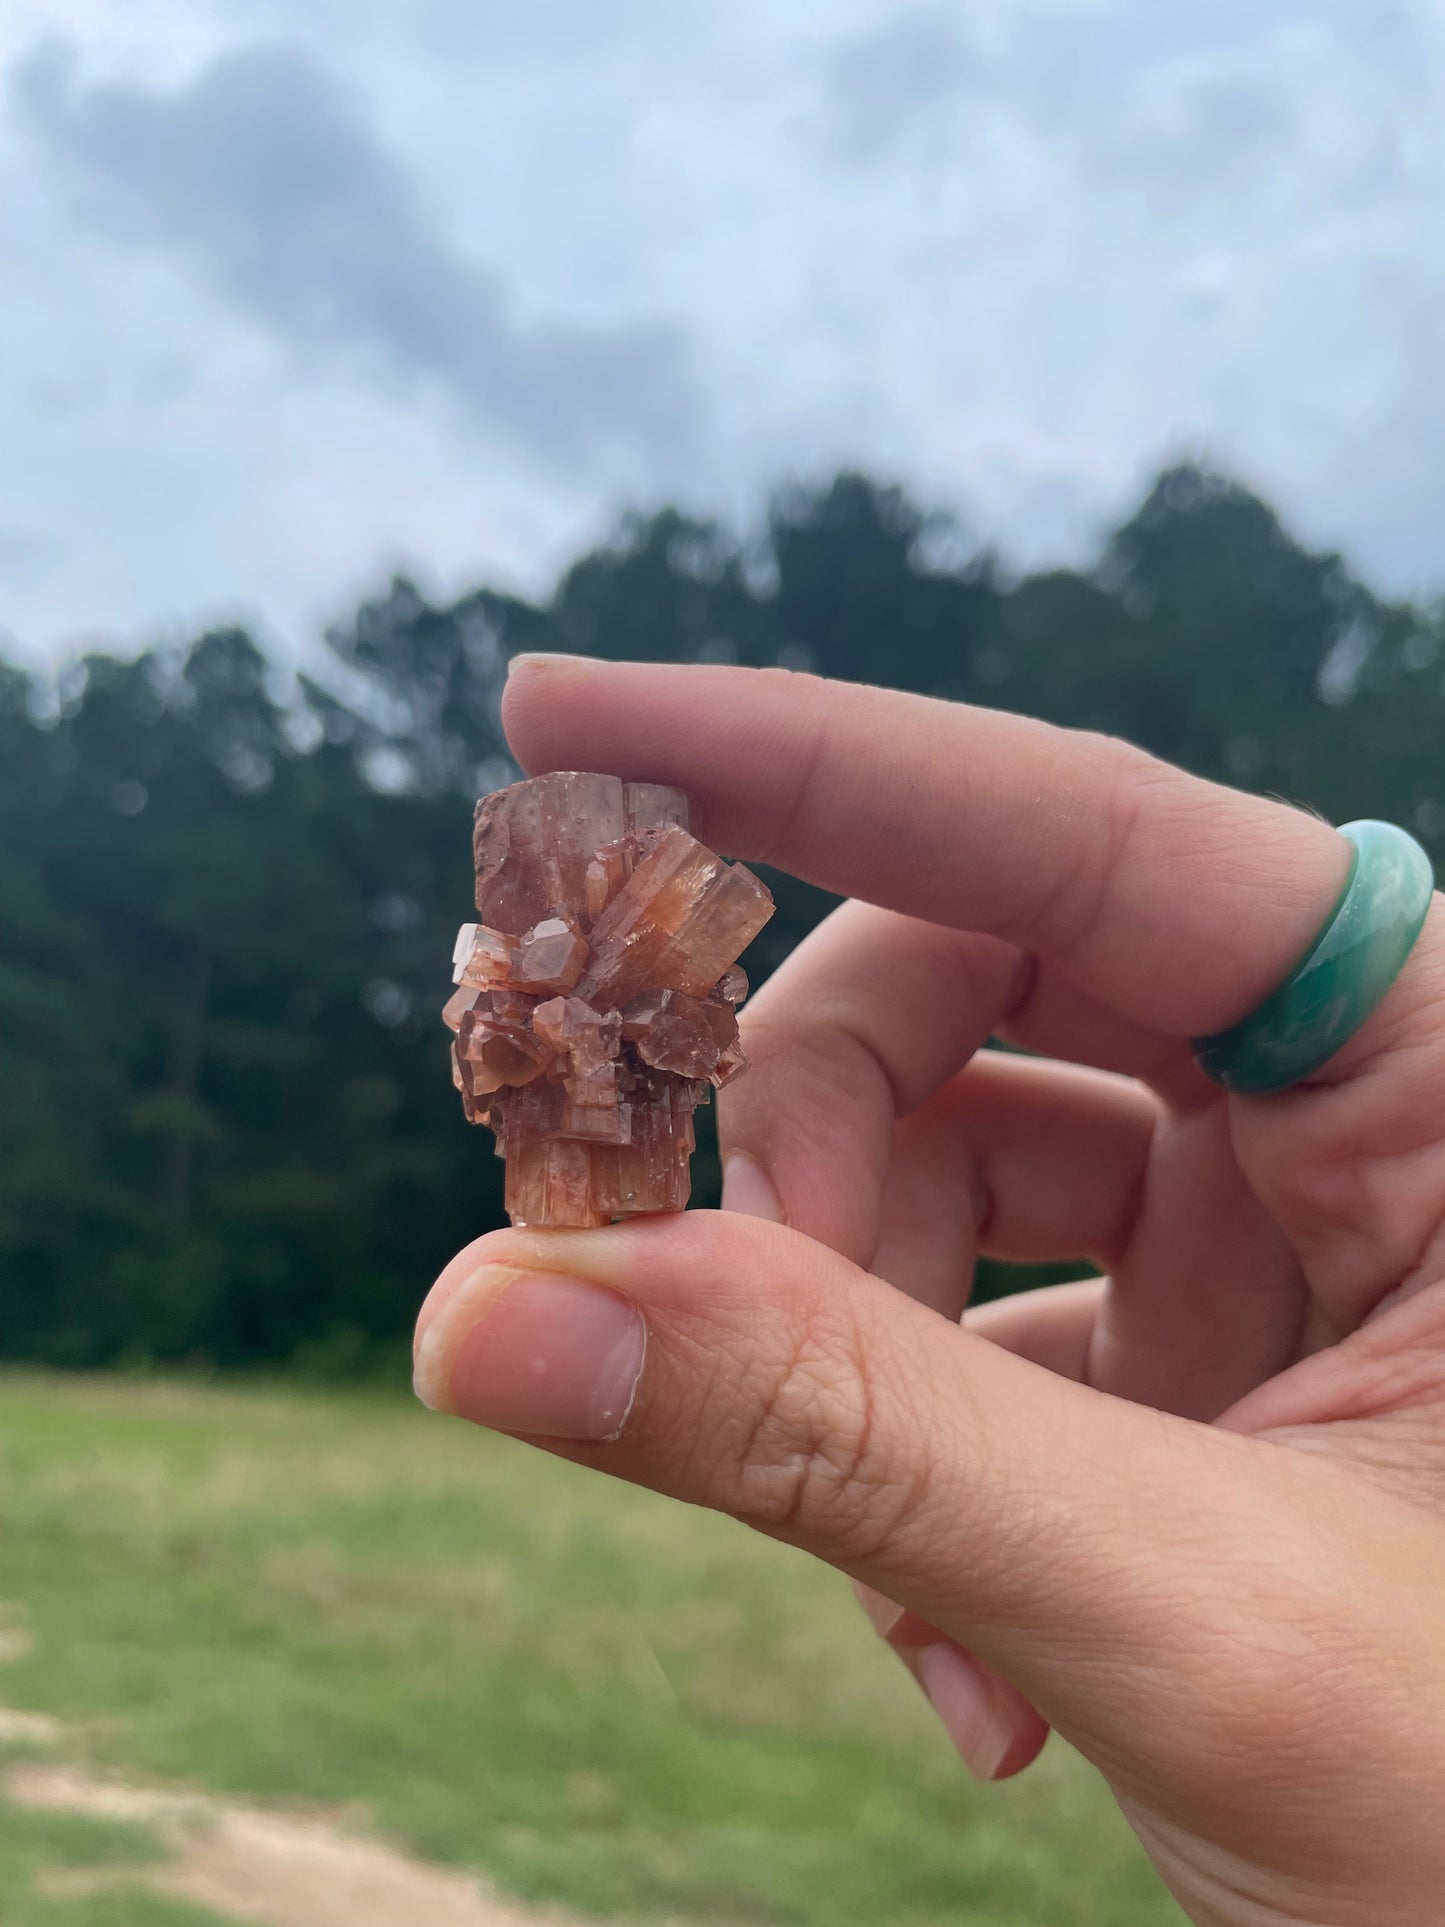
[[412, 1213, 1398, 1812]]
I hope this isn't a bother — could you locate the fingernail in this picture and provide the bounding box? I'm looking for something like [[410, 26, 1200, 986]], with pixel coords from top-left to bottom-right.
[[854, 1580, 942, 1651], [413, 1258, 474, 1350], [413, 1267, 646, 1441], [916, 1644, 1014, 1783], [506, 652, 591, 675], [721, 1154, 784, 1224], [851, 1580, 906, 1639]]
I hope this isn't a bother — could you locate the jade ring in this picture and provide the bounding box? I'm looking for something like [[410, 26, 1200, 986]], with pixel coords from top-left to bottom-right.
[[1191, 820, 1435, 1097]]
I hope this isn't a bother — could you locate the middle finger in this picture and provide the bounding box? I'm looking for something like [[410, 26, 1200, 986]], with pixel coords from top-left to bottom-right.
[[722, 896, 1196, 1264], [721, 899, 1021, 1263]]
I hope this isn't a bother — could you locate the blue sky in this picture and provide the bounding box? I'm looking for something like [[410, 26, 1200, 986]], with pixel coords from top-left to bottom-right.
[[2, 0, 1442, 664]]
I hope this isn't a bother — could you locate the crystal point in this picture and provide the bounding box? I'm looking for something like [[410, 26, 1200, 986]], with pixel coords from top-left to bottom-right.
[[630, 988, 737, 1079], [510, 916, 588, 994], [453, 924, 516, 989], [448, 772, 772, 1226]]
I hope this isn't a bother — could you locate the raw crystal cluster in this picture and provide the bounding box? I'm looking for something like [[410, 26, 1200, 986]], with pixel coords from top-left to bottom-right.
[[445, 772, 774, 1227]]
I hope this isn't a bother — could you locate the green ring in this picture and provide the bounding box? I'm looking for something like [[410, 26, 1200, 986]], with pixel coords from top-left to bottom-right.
[[1191, 820, 1435, 1096]]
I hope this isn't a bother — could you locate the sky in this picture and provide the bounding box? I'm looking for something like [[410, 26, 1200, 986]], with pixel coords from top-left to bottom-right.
[[2, 0, 1444, 666]]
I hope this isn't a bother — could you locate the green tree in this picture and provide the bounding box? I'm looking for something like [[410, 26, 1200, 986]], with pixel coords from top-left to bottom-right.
[[0, 465, 1439, 1368]]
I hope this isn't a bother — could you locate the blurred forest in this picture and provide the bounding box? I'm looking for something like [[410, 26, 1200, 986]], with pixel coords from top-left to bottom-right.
[[2, 462, 1442, 1368]]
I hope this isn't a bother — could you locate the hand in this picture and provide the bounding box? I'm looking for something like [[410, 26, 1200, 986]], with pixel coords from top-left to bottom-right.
[[416, 659, 1445, 1927]]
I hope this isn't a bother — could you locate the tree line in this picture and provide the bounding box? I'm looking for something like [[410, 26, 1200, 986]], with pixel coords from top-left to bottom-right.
[[1, 465, 1440, 1367]]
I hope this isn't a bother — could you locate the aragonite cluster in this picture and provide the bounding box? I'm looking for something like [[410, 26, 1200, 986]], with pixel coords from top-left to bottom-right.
[[445, 772, 774, 1227]]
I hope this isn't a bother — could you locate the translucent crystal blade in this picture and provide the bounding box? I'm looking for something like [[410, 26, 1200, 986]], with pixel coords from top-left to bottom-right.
[[576, 827, 774, 1007], [474, 772, 627, 935]]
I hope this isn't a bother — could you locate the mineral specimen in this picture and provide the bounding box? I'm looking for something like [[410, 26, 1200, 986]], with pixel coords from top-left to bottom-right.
[[446, 772, 774, 1227]]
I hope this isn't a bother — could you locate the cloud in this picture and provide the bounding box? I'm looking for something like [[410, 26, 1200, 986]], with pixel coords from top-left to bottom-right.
[[1083, 71, 1294, 206], [206, 0, 668, 68], [0, 524, 57, 582], [817, 2, 1400, 201], [821, 9, 981, 163], [10, 38, 703, 478], [3, 1, 1444, 667]]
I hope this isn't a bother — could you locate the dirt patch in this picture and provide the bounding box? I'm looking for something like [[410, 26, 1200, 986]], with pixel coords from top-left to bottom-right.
[[0, 1707, 61, 1742], [8, 1762, 587, 1927], [0, 1608, 35, 1664]]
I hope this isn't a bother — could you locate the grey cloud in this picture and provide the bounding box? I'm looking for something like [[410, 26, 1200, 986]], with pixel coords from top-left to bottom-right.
[[817, 5, 1282, 190], [1294, 273, 1445, 591], [819, 3, 1382, 196], [1067, 8, 1431, 210], [208, 0, 667, 68], [821, 9, 981, 163], [1086, 72, 1294, 201], [0, 526, 58, 582], [10, 39, 702, 476]]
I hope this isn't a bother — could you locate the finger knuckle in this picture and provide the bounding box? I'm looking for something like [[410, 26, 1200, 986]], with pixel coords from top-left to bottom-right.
[[1006, 731, 1158, 955], [708, 1302, 923, 1559], [1331, 894, 1445, 1084]]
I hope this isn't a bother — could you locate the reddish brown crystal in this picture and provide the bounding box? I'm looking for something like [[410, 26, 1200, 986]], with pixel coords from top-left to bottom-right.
[[452, 924, 514, 990], [442, 985, 482, 1032], [575, 825, 774, 1007], [447, 772, 773, 1227], [627, 987, 737, 1080], [510, 916, 588, 994], [712, 963, 749, 1006], [455, 1005, 547, 1095]]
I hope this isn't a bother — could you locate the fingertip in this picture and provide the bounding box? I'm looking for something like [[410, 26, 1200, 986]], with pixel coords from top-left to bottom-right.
[[417, 1264, 648, 1439], [852, 1579, 907, 1639], [417, 1208, 808, 1367], [720, 1154, 785, 1224], [500, 652, 605, 771], [989, 1724, 1051, 1782], [913, 1643, 1051, 1784], [856, 1588, 1053, 1785], [506, 652, 592, 676], [415, 1228, 530, 1352]]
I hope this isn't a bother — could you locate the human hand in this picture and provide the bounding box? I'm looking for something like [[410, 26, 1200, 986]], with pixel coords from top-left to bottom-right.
[[416, 659, 1445, 1927]]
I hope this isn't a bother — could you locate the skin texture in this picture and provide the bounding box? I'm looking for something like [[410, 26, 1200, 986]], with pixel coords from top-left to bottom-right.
[[417, 658, 1445, 1927]]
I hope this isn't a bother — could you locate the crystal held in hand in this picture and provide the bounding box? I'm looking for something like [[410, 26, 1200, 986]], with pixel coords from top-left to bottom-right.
[[444, 772, 774, 1228]]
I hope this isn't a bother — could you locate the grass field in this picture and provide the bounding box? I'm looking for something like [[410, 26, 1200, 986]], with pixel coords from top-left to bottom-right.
[[0, 1374, 1183, 1926]]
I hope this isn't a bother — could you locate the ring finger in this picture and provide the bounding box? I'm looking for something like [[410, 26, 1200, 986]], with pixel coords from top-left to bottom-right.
[[870, 1052, 1158, 1317]]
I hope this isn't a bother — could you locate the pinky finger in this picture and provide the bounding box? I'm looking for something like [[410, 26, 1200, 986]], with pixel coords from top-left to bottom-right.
[[854, 1583, 1051, 1781], [965, 1277, 1107, 1380]]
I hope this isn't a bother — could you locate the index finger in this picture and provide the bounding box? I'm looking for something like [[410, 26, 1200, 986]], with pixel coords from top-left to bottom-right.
[[502, 657, 1349, 1037]]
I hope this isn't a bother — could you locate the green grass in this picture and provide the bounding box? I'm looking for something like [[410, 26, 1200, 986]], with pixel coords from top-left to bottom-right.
[[0, 1373, 1182, 1925], [0, 1795, 184, 1927]]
